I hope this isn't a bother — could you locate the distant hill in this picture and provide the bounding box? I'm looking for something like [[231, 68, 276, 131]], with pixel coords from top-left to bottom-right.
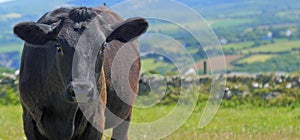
[[0, 0, 300, 72], [67, 0, 123, 7]]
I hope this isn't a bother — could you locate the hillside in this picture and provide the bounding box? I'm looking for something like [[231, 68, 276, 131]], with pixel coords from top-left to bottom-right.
[[0, 0, 299, 73]]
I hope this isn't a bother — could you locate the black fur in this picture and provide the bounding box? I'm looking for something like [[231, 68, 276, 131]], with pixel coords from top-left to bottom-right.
[[69, 7, 97, 23]]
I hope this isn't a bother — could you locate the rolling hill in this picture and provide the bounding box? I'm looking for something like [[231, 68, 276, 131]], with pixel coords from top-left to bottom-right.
[[0, 0, 299, 73]]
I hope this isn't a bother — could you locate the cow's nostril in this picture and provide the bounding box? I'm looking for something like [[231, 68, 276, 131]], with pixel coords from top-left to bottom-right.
[[67, 81, 95, 103], [87, 89, 93, 97], [65, 86, 76, 102], [69, 86, 75, 98]]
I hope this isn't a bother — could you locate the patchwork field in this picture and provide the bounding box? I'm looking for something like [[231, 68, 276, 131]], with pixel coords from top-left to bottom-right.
[[141, 58, 175, 73], [237, 54, 277, 64], [210, 18, 253, 28], [223, 41, 253, 52], [242, 40, 300, 54]]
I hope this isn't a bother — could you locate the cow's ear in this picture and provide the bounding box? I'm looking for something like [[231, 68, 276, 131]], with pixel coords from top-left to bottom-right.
[[13, 20, 61, 45], [106, 17, 148, 43]]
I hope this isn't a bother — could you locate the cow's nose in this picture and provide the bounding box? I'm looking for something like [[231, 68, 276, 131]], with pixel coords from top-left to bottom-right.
[[65, 82, 94, 103], [65, 85, 76, 102]]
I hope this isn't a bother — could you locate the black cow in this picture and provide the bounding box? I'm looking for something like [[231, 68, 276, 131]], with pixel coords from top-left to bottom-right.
[[13, 5, 148, 140]]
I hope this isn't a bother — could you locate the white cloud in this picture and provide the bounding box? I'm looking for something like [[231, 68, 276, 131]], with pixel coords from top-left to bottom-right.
[[0, 0, 14, 4]]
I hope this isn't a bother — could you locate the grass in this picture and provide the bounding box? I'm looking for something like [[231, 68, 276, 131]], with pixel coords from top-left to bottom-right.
[[162, 106, 300, 140], [133, 105, 300, 140], [277, 10, 300, 19], [237, 54, 276, 64], [0, 43, 23, 53], [222, 39, 294, 53], [141, 58, 162, 72], [1, 105, 300, 140], [242, 40, 300, 54], [227, 10, 262, 18], [0, 105, 24, 140], [210, 18, 253, 28], [141, 58, 174, 73], [291, 71, 300, 77], [148, 18, 252, 33], [223, 41, 253, 52]]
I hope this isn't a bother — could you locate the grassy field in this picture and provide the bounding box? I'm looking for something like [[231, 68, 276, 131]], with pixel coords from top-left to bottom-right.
[[1, 105, 300, 140], [164, 106, 300, 139], [237, 54, 277, 64], [0, 105, 24, 140], [141, 58, 175, 73], [222, 39, 300, 54], [210, 18, 253, 28], [242, 40, 300, 54], [223, 41, 254, 52], [0, 43, 23, 53], [277, 10, 300, 19]]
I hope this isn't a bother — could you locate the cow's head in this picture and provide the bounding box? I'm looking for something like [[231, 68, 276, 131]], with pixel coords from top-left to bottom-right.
[[14, 7, 148, 139]]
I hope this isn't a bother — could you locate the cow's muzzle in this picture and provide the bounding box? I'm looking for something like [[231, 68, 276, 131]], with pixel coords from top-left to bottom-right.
[[65, 81, 95, 103]]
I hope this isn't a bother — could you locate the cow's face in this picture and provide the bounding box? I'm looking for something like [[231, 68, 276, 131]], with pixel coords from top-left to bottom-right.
[[13, 7, 148, 139]]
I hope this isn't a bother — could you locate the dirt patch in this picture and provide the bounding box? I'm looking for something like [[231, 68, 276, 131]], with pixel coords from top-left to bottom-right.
[[193, 55, 242, 71]]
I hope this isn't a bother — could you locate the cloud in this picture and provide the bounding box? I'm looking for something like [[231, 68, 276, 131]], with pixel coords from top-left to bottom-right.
[[0, 0, 14, 4]]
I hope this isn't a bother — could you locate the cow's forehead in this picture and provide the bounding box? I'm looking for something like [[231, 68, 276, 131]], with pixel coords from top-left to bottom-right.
[[37, 7, 70, 24], [69, 7, 97, 23], [57, 19, 106, 50], [38, 7, 108, 47], [38, 7, 102, 25]]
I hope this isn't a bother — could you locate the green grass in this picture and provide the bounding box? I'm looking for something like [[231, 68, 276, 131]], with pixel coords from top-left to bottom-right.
[[0, 43, 23, 53], [148, 18, 252, 32], [1, 105, 300, 140], [237, 54, 277, 64], [291, 71, 300, 77], [227, 10, 262, 18], [141, 58, 174, 73], [210, 18, 253, 28], [0, 105, 24, 140], [132, 105, 300, 140], [162, 106, 300, 140], [223, 39, 300, 54], [242, 40, 300, 53], [277, 10, 300, 19], [223, 41, 254, 52]]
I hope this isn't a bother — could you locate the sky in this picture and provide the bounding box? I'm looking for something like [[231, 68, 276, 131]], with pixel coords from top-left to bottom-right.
[[0, 0, 13, 4]]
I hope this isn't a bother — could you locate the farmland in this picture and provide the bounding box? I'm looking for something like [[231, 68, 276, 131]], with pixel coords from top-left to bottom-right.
[[242, 40, 300, 54], [141, 58, 174, 73], [1, 0, 300, 72], [237, 54, 276, 64]]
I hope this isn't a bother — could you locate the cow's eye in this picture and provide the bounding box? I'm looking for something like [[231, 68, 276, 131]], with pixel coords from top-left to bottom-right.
[[55, 44, 63, 55]]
